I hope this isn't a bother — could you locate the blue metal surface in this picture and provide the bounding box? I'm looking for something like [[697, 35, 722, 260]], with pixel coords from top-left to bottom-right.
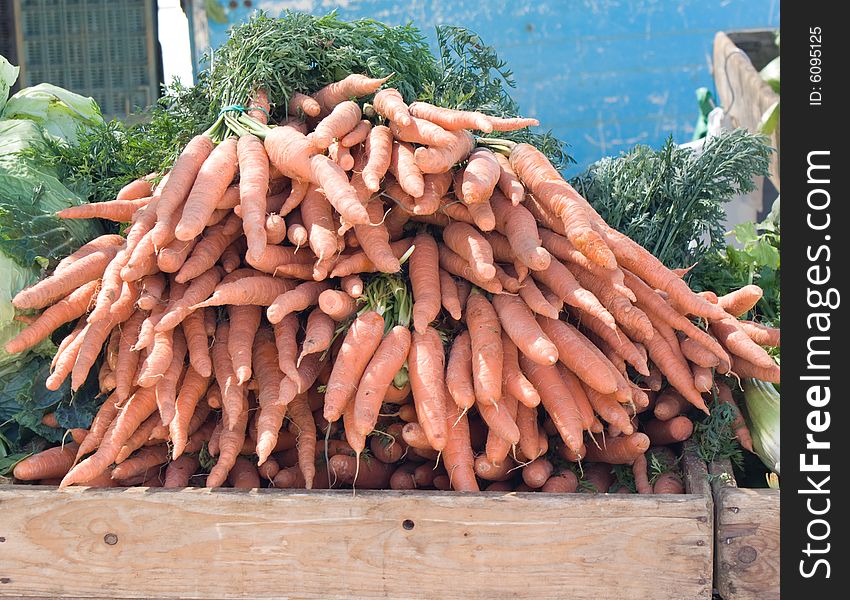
[[206, 0, 778, 172]]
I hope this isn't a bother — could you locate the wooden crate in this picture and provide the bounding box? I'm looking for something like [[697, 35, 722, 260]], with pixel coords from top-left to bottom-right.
[[710, 459, 779, 600], [713, 30, 780, 193], [0, 454, 713, 600]]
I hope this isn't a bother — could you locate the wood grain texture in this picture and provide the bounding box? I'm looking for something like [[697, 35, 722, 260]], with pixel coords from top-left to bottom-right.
[[710, 459, 780, 600], [713, 30, 781, 191], [0, 479, 712, 600]]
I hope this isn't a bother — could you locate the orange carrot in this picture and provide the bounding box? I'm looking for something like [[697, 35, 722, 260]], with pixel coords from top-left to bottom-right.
[[175, 214, 241, 283], [474, 455, 515, 481], [521, 357, 584, 453], [486, 115, 539, 131], [430, 331, 470, 416], [313, 73, 390, 115], [5, 280, 98, 354], [731, 355, 781, 383], [155, 135, 215, 223], [117, 176, 155, 201], [693, 364, 714, 393], [252, 331, 287, 464], [311, 100, 362, 149], [264, 280, 329, 324], [536, 316, 618, 394], [414, 130, 476, 174], [510, 143, 615, 270], [438, 269, 462, 320], [350, 326, 411, 438], [179, 310, 211, 379], [353, 200, 400, 273], [531, 258, 615, 330], [409, 326, 449, 451], [14, 244, 119, 310], [57, 197, 151, 222], [492, 294, 558, 366], [492, 152, 525, 205], [522, 458, 554, 489], [111, 445, 168, 481], [162, 454, 199, 488], [294, 308, 333, 367], [360, 124, 393, 192], [227, 304, 262, 384], [287, 394, 318, 488], [622, 270, 729, 366], [516, 403, 542, 461], [137, 272, 166, 311], [300, 184, 340, 266], [644, 416, 694, 446], [408, 101, 492, 132], [718, 285, 763, 317], [390, 115, 456, 147], [61, 386, 158, 487], [408, 233, 442, 333], [237, 134, 271, 263], [310, 154, 371, 226], [644, 331, 708, 413], [174, 137, 238, 241], [541, 471, 579, 493], [158, 268, 223, 333], [340, 119, 371, 148], [288, 92, 321, 117], [437, 245, 501, 294], [441, 221, 496, 281], [390, 140, 425, 198], [632, 453, 653, 494], [193, 275, 294, 309], [596, 224, 729, 321], [466, 292, 503, 406], [323, 311, 385, 422], [486, 393, 521, 460], [711, 317, 778, 370], [206, 392, 249, 487], [460, 148, 500, 204], [327, 453, 392, 489], [501, 333, 541, 408], [584, 432, 650, 465], [209, 321, 245, 430], [680, 335, 722, 368], [169, 366, 211, 459], [738, 321, 780, 347], [315, 288, 356, 322], [653, 389, 691, 421], [489, 192, 549, 272], [13, 443, 79, 480], [440, 394, 478, 491]]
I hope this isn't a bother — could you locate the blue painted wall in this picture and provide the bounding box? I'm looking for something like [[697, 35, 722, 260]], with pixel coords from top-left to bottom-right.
[[206, 0, 778, 173]]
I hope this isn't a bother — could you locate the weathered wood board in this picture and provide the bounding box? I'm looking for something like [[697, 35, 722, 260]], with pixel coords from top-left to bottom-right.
[[711, 459, 780, 600], [713, 30, 781, 193], [0, 457, 712, 600]]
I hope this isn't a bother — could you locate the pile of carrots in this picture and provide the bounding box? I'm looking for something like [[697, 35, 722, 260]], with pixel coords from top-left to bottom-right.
[[7, 73, 779, 493]]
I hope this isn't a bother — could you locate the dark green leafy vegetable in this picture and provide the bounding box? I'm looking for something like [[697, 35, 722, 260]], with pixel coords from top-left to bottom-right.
[[572, 130, 772, 268], [208, 11, 439, 114]]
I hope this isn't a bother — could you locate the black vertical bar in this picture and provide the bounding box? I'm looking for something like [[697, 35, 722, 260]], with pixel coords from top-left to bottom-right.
[[781, 2, 847, 596]]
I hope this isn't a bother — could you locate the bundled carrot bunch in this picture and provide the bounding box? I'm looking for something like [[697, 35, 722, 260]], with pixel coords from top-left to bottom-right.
[[7, 73, 779, 493]]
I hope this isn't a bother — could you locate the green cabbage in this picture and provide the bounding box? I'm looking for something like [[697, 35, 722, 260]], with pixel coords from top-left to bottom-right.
[[2, 83, 103, 144], [0, 56, 104, 453], [0, 55, 17, 114]]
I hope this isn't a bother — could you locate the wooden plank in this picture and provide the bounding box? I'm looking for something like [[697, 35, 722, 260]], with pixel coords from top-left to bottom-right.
[[710, 459, 780, 600], [713, 31, 781, 193], [0, 482, 712, 600]]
